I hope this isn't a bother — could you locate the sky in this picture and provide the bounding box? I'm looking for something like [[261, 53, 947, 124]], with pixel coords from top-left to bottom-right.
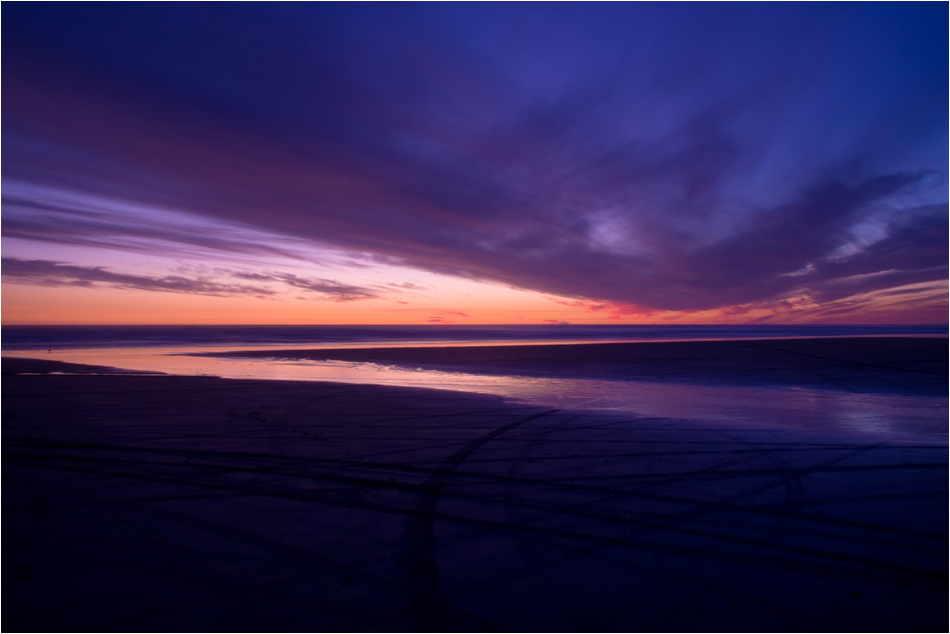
[[2, 2, 947, 325]]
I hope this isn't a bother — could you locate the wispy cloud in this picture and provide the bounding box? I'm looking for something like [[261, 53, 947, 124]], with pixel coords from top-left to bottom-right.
[[1, 191, 318, 264], [753, 281, 949, 325], [1, 258, 379, 301], [1, 258, 273, 297], [230, 271, 378, 300]]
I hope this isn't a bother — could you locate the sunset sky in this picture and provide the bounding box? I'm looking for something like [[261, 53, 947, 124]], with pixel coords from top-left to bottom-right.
[[3, 3, 947, 325]]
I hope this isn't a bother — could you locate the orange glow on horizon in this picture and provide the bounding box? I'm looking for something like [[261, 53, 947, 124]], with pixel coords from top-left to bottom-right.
[[3, 278, 946, 326]]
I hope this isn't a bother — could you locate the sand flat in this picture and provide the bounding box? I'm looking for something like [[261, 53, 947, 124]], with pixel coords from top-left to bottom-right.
[[203, 336, 949, 397], [2, 356, 947, 632]]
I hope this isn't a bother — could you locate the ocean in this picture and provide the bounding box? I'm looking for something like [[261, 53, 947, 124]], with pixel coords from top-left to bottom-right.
[[3, 323, 945, 351]]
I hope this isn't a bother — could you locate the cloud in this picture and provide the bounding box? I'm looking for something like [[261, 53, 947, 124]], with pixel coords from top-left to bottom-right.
[[386, 282, 427, 290], [1, 258, 378, 301], [230, 271, 378, 300], [2, 4, 946, 318], [1, 190, 320, 264], [1, 258, 273, 297], [754, 281, 949, 325], [800, 208, 949, 302]]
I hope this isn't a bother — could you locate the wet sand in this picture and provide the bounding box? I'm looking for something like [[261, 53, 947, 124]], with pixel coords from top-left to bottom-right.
[[2, 355, 947, 632], [203, 336, 948, 397]]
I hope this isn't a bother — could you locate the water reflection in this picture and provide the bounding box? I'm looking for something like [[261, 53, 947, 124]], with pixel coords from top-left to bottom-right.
[[5, 347, 946, 442]]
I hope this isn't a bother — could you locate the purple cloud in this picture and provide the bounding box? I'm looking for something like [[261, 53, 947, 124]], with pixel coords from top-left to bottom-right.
[[1, 258, 379, 301], [2, 4, 946, 317], [230, 271, 378, 300], [1, 192, 318, 263]]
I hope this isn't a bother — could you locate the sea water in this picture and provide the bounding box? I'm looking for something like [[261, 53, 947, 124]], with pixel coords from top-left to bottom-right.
[[3, 323, 945, 351]]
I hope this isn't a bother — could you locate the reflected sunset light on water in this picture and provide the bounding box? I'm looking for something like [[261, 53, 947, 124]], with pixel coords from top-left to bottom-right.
[[5, 345, 945, 442]]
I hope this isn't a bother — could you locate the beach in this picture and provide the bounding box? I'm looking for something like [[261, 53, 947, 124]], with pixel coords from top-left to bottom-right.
[[2, 339, 947, 632], [205, 336, 949, 397], [6, 2, 947, 631]]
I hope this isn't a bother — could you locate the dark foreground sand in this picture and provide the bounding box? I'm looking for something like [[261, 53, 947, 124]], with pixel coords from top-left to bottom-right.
[[205, 337, 948, 397], [2, 356, 947, 632]]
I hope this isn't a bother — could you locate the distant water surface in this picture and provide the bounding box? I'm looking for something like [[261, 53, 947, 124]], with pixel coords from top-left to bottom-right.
[[3, 324, 945, 351]]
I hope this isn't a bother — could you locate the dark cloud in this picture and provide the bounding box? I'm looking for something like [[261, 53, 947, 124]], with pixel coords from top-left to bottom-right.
[[762, 282, 948, 325], [1, 258, 378, 301], [2, 4, 946, 315], [230, 271, 378, 301], [1, 258, 273, 297], [1, 193, 315, 263], [802, 208, 949, 302]]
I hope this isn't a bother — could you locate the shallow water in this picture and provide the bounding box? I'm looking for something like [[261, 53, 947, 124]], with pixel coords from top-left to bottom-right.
[[5, 346, 946, 443]]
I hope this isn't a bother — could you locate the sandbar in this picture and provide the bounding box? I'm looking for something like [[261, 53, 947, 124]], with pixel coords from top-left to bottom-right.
[[201, 336, 948, 397]]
